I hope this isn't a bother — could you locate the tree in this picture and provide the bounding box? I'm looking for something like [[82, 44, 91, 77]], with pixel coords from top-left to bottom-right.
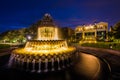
[[113, 21, 120, 39], [108, 26, 114, 41]]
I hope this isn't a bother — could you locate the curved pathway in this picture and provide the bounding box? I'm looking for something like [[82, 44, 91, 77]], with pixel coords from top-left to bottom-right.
[[76, 46, 120, 80]]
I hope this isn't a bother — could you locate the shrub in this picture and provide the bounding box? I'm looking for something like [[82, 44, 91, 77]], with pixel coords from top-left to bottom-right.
[[0, 44, 10, 49], [80, 42, 120, 50]]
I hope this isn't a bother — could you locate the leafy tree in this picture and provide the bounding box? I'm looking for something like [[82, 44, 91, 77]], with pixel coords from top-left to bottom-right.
[[113, 21, 120, 39], [108, 26, 114, 41]]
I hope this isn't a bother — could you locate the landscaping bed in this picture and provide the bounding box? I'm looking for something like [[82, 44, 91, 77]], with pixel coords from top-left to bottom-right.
[[80, 42, 120, 50]]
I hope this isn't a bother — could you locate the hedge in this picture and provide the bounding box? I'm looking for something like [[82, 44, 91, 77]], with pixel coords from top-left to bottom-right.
[[80, 42, 120, 50]]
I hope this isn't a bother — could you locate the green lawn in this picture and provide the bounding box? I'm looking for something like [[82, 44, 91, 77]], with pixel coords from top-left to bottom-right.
[[77, 42, 120, 50]]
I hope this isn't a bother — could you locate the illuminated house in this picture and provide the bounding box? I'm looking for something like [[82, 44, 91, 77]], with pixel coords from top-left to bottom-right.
[[8, 13, 76, 73], [75, 22, 108, 43]]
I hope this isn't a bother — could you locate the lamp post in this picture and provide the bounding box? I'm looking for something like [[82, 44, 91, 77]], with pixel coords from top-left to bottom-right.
[[27, 35, 32, 40]]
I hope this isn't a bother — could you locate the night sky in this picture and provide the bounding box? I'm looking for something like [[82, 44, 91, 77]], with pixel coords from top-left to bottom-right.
[[0, 0, 120, 33]]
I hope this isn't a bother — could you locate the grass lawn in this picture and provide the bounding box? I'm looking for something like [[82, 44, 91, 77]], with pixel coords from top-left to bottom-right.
[[79, 42, 120, 50]]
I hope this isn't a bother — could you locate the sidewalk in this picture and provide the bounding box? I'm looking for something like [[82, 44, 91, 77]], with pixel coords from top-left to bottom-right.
[[0, 48, 14, 56], [77, 46, 120, 56], [76, 46, 120, 79]]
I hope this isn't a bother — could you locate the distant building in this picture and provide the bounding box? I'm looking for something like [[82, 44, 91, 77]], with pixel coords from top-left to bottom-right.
[[75, 22, 108, 43]]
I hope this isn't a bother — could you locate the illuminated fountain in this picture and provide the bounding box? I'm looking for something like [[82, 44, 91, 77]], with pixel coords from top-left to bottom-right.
[[8, 13, 76, 73]]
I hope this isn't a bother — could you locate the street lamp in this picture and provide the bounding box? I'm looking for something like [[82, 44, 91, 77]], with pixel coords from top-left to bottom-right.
[[27, 35, 32, 40]]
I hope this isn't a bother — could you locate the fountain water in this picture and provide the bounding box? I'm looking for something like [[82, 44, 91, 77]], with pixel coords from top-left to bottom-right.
[[8, 13, 76, 73], [51, 58, 55, 71], [57, 58, 61, 70], [38, 59, 41, 73], [44, 58, 48, 72], [26, 59, 30, 71], [31, 59, 36, 72]]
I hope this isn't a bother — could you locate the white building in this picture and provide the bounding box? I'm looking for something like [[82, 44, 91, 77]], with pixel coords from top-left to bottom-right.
[[75, 22, 108, 43]]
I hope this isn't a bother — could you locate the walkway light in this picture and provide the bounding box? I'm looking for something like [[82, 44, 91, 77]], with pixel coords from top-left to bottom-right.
[[27, 35, 32, 40]]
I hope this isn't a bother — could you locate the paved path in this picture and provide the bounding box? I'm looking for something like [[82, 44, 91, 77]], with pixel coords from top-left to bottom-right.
[[73, 52, 102, 80], [0, 48, 15, 56], [76, 46, 120, 56], [75, 46, 120, 80]]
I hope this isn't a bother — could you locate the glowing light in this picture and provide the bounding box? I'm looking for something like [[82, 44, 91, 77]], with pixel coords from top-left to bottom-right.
[[12, 25, 76, 57], [37, 27, 60, 40], [54, 27, 58, 40], [9, 14, 76, 72], [84, 25, 94, 30]]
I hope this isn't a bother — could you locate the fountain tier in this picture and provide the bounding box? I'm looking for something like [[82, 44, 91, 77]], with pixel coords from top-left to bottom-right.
[[25, 40, 68, 51], [8, 13, 76, 73]]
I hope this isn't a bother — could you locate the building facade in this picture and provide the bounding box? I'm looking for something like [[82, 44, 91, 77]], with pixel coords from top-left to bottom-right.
[[75, 22, 108, 43]]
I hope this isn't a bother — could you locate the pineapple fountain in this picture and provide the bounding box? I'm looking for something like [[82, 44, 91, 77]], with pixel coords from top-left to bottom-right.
[[8, 13, 76, 73]]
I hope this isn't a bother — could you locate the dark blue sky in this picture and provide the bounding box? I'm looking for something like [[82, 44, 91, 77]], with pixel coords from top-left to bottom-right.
[[0, 0, 120, 33]]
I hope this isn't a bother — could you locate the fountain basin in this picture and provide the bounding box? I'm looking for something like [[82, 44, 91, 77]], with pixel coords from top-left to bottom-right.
[[8, 46, 76, 73]]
